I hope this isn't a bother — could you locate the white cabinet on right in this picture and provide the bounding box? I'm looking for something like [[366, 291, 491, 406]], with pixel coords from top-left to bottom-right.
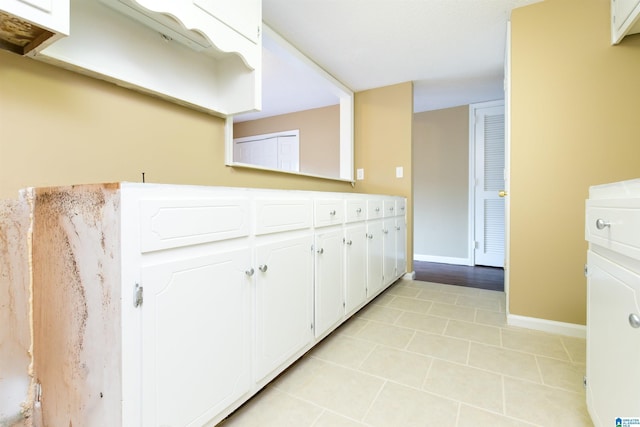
[[585, 179, 640, 427]]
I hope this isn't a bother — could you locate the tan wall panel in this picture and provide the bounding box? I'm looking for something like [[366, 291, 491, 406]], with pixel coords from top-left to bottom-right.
[[510, 0, 640, 324], [413, 106, 469, 260], [233, 105, 340, 178], [354, 82, 414, 272], [0, 51, 354, 199]]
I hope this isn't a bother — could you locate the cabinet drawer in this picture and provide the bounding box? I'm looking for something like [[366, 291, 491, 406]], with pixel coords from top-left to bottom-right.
[[396, 198, 406, 216], [367, 199, 383, 219], [383, 199, 396, 217], [345, 199, 366, 223], [314, 199, 344, 227], [586, 200, 640, 259], [140, 198, 250, 252], [254, 199, 313, 235]]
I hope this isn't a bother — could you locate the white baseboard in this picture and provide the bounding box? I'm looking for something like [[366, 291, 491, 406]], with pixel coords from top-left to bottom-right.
[[507, 314, 586, 338], [414, 254, 471, 266], [403, 271, 416, 280]]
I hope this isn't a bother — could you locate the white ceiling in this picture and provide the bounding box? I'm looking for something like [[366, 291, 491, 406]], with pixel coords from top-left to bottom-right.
[[236, 0, 540, 121]]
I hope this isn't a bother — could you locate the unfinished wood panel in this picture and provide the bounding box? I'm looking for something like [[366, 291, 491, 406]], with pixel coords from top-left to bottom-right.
[[31, 184, 121, 426], [0, 195, 34, 427]]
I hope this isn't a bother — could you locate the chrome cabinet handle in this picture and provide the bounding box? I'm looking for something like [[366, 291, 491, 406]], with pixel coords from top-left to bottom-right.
[[395, 226, 401, 231], [356, 208, 362, 213], [595, 219, 610, 230], [346, 240, 353, 245], [375, 207, 380, 212], [317, 248, 324, 254], [258, 265, 268, 273], [383, 229, 389, 234], [329, 210, 336, 216], [389, 206, 394, 211], [630, 313, 640, 329], [245, 268, 255, 276], [367, 233, 374, 239]]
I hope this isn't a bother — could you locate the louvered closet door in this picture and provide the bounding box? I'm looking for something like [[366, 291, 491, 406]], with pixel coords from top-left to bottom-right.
[[474, 105, 505, 267]]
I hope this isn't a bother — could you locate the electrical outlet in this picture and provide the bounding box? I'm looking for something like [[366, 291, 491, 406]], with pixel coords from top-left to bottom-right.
[[396, 166, 403, 178], [357, 168, 364, 180]]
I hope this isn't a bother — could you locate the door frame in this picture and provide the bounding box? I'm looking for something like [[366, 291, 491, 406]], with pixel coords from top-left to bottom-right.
[[468, 99, 506, 268]]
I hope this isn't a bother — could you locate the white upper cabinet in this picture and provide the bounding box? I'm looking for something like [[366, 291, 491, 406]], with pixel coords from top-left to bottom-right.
[[611, 0, 640, 44], [101, 0, 260, 68], [35, 0, 261, 117], [0, 0, 69, 54]]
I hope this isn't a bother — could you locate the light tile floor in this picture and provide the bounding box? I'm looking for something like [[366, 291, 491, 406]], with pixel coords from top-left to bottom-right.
[[220, 279, 593, 427]]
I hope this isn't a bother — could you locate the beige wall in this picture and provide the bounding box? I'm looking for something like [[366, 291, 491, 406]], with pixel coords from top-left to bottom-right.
[[233, 105, 340, 178], [0, 51, 354, 199], [413, 106, 469, 261], [510, 0, 640, 324], [355, 82, 414, 272]]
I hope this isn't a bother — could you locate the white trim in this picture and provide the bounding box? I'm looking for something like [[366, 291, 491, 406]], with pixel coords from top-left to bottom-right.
[[507, 314, 586, 339], [468, 105, 476, 266], [403, 271, 416, 280], [414, 254, 471, 266], [504, 21, 512, 314]]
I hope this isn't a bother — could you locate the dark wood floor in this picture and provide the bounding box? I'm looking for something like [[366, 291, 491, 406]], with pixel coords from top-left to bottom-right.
[[413, 261, 504, 292]]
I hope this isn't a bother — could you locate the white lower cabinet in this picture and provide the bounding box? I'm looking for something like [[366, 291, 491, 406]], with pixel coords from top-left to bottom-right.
[[366, 219, 385, 296], [254, 233, 314, 383], [314, 227, 345, 338], [140, 248, 252, 427], [586, 250, 640, 426], [344, 223, 367, 314], [586, 179, 640, 427], [395, 216, 407, 277], [27, 183, 407, 426], [382, 218, 397, 286]]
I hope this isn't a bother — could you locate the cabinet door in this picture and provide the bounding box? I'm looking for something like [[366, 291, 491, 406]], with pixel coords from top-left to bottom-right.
[[140, 248, 252, 427], [345, 224, 367, 314], [315, 228, 345, 337], [382, 218, 397, 286], [586, 250, 640, 426], [366, 221, 384, 296], [254, 234, 314, 382], [395, 217, 407, 277]]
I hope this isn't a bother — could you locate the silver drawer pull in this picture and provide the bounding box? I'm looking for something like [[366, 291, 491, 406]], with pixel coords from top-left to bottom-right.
[[245, 268, 255, 277], [595, 219, 610, 230], [317, 248, 324, 254], [389, 206, 394, 211], [258, 265, 268, 273], [367, 233, 373, 239], [630, 313, 640, 329], [346, 240, 353, 245], [329, 210, 336, 216], [375, 207, 380, 212], [356, 208, 362, 213]]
